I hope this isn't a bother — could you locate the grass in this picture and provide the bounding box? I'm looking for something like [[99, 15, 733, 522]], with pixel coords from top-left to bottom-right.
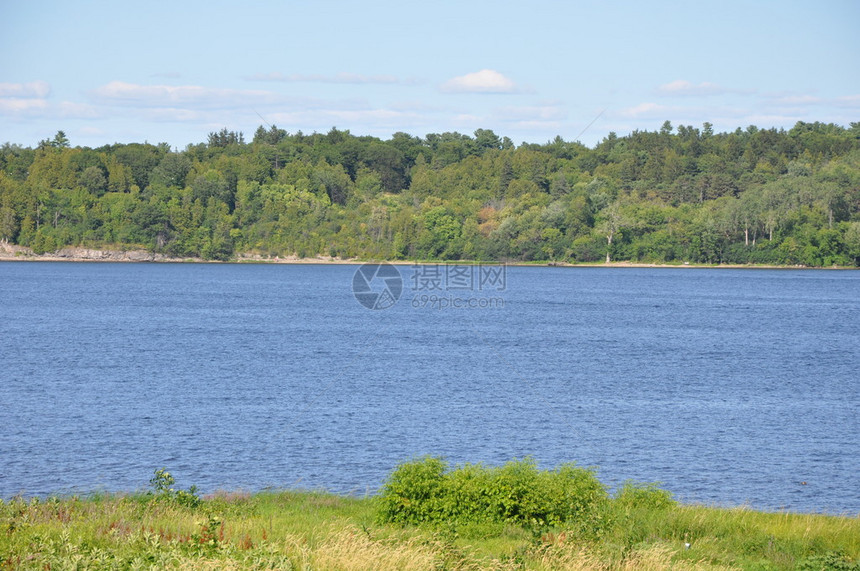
[[1, 468, 858, 570]]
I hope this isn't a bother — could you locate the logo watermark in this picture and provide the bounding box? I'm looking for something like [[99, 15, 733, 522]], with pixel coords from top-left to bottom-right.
[[352, 263, 506, 310], [352, 262, 403, 310]]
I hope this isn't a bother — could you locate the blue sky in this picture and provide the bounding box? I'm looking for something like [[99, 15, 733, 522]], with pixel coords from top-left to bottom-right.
[[1, 0, 858, 149]]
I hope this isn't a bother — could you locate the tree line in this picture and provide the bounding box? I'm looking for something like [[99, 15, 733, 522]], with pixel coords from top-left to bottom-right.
[[1, 121, 859, 266]]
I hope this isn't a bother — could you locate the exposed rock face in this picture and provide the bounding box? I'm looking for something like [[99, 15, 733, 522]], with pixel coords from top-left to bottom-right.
[[51, 248, 170, 261], [0, 243, 353, 263], [0, 243, 183, 262]]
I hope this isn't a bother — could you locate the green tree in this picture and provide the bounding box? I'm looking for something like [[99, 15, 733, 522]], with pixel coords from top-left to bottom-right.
[[596, 200, 633, 263], [474, 128, 502, 153], [113, 143, 165, 190], [0, 205, 18, 242], [78, 165, 108, 196], [208, 128, 244, 148], [105, 156, 134, 193], [843, 221, 860, 265], [133, 201, 170, 249], [150, 153, 192, 188], [311, 160, 353, 205], [51, 130, 70, 149], [0, 121, 857, 264], [418, 206, 462, 258], [362, 143, 407, 193]]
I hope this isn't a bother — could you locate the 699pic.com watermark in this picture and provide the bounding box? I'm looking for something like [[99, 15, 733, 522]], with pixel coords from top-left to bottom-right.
[[352, 263, 506, 310]]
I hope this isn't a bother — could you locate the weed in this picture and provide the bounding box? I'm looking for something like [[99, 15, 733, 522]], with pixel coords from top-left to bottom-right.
[[148, 467, 201, 508], [192, 513, 223, 550]]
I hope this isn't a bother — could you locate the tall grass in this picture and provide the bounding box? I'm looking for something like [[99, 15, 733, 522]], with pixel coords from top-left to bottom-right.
[[1, 463, 858, 570]]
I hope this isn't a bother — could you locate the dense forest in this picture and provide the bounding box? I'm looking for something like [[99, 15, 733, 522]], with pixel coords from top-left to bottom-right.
[[1, 120, 859, 266]]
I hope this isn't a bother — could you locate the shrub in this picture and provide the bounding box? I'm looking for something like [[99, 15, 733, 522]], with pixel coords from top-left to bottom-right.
[[613, 481, 676, 511], [798, 551, 860, 571], [377, 457, 610, 535]]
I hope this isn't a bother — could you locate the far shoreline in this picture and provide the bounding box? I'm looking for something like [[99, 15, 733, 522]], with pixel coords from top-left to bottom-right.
[[0, 243, 857, 270]]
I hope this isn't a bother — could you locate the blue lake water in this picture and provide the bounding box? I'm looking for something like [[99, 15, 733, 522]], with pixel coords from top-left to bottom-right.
[[1, 262, 858, 514]]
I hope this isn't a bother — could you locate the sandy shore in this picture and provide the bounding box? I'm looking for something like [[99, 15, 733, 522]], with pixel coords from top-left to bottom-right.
[[0, 243, 853, 269], [0, 244, 358, 265]]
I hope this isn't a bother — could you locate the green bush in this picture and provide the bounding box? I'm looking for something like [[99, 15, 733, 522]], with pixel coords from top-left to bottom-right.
[[377, 457, 610, 535], [798, 551, 860, 571], [376, 456, 448, 524], [613, 481, 676, 511]]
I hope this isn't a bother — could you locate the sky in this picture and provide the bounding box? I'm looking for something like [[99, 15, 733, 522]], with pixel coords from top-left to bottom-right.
[[1, 0, 858, 149]]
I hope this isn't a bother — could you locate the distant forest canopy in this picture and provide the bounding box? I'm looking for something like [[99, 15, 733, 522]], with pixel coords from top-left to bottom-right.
[[1, 120, 860, 266]]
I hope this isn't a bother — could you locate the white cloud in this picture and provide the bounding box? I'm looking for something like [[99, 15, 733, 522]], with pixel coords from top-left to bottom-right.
[[268, 108, 421, 127], [90, 81, 280, 108], [741, 113, 806, 126], [835, 94, 860, 108], [0, 98, 100, 120], [57, 101, 100, 118], [493, 104, 566, 122], [771, 94, 821, 105], [151, 72, 182, 79], [247, 72, 411, 85], [620, 102, 670, 117], [0, 82, 51, 117], [0, 81, 51, 98], [0, 98, 49, 114], [142, 107, 205, 122], [388, 100, 444, 113], [509, 120, 562, 131], [656, 80, 730, 97], [77, 126, 106, 137], [0, 81, 101, 120], [0, 94, 98, 120], [441, 70, 517, 93]]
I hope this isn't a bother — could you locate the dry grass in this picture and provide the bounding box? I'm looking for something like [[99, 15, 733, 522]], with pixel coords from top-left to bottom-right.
[[529, 543, 739, 571], [304, 526, 445, 570], [1, 491, 857, 570]]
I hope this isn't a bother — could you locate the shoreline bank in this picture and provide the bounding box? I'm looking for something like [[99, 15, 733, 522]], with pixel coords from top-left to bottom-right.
[[1, 487, 857, 570], [1, 243, 856, 269]]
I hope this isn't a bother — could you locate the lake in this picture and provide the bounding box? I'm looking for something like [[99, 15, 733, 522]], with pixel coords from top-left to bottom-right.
[[1, 261, 858, 514]]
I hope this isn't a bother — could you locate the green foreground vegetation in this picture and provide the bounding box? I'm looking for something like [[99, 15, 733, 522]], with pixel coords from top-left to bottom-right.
[[2, 461, 858, 570], [2, 122, 860, 266]]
